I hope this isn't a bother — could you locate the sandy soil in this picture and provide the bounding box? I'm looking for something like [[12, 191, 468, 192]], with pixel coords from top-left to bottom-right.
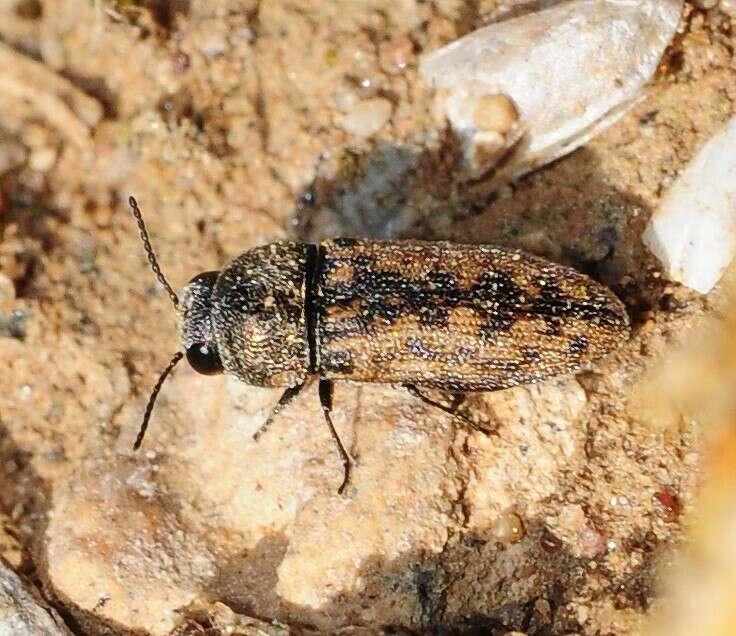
[[0, 1, 735, 635]]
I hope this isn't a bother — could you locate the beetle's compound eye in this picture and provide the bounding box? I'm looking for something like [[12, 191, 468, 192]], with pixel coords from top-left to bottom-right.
[[187, 270, 220, 287], [186, 342, 223, 375]]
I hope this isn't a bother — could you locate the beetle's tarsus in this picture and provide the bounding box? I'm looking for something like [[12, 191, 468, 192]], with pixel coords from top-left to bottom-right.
[[253, 381, 306, 441], [319, 379, 352, 495], [404, 383, 495, 436]]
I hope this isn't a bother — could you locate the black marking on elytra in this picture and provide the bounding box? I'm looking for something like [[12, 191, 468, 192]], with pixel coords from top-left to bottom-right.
[[529, 278, 622, 326], [568, 334, 590, 356], [466, 270, 523, 336], [321, 262, 530, 338], [521, 346, 542, 363], [321, 350, 354, 374], [321, 314, 370, 340]]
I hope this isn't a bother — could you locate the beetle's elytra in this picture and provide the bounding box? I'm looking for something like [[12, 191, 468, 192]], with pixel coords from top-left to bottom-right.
[[129, 197, 629, 493]]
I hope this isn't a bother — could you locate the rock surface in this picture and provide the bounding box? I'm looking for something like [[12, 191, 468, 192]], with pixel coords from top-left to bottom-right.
[[643, 115, 736, 293], [0, 559, 71, 635], [0, 1, 734, 635]]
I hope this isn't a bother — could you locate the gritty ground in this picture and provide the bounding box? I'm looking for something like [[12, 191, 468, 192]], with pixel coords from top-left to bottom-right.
[[0, 1, 735, 635]]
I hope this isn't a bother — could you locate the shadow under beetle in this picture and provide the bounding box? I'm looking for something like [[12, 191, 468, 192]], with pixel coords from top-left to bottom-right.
[[129, 196, 629, 494]]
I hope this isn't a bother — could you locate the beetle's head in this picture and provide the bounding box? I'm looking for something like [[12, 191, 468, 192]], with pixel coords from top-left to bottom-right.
[[179, 271, 224, 376]]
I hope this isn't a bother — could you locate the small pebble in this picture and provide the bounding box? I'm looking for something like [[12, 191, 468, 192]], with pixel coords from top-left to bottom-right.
[[579, 525, 607, 558], [172, 51, 191, 73], [341, 98, 393, 137], [201, 34, 227, 57], [684, 452, 699, 466], [11, 501, 24, 521], [0, 142, 27, 174], [15, 0, 42, 19], [21, 123, 51, 148], [540, 529, 563, 554], [0, 273, 15, 309], [29, 146, 58, 172], [473, 94, 519, 135], [653, 490, 680, 523], [659, 293, 683, 311], [534, 599, 551, 619], [40, 34, 66, 71], [493, 512, 525, 543], [0, 308, 27, 339], [577, 605, 590, 624], [333, 87, 358, 112], [380, 36, 414, 72]]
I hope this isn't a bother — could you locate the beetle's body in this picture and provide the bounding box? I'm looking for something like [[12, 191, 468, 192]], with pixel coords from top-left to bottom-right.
[[180, 238, 629, 392], [130, 190, 628, 493]]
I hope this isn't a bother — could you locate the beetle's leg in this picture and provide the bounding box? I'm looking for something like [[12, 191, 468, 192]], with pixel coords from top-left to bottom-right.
[[253, 381, 306, 441], [449, 392, 467, 411], [404, 384, 494, 435], [319, 379, 352, 495]]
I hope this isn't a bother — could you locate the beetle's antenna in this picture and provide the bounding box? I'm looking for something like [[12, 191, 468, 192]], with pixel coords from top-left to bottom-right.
[[128, 196, 179, 307], [134, 351, 184, 450]]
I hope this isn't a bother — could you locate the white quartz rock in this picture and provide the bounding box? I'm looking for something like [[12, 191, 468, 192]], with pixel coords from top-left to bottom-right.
[[643, 117, 736, 294], [0, 560, 71, 636], [420, 0, 683, 178]]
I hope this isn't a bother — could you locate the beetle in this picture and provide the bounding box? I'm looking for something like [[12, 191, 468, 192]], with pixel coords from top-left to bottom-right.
[[129, 196, 629, 493]]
